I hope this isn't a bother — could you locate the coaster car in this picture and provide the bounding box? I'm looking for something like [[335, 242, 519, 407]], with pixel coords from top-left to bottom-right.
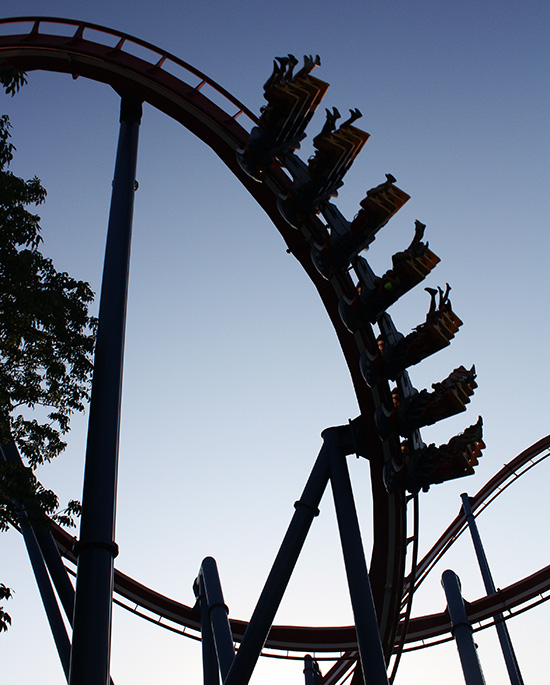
[[236, 55, 328, 182], [326, 220, 439, 315], [360, 286, 462, 387], [277, 108, 369, 227], [374, 366, 477, 439], [311, 175, 411, 280], [349, 174, 410, 246], [383, 417, 485, 494]]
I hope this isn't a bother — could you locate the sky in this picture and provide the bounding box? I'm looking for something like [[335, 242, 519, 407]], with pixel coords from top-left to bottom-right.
[[1, 1, 549, 684]]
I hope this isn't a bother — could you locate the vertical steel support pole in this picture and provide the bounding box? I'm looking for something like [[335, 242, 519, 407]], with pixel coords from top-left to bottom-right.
[[69, 95, 142, 685], [442, 570, 486, 685], [196, 574, 221, 685], [329, 433, 389, 685], [224, 437, 331, 685], [200, 557, 236, 681], [304, 654, 322, 684], [460, 494, 524, 685]]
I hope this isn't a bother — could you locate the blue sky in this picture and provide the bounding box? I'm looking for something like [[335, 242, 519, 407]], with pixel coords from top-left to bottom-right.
[[1, 1, 549, 684]]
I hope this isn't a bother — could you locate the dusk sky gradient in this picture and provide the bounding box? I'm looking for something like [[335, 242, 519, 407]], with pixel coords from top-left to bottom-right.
[[1, 2, 549, 684]]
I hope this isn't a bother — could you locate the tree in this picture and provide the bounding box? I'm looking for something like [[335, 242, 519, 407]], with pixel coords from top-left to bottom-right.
[[0, 63, 96, 630]]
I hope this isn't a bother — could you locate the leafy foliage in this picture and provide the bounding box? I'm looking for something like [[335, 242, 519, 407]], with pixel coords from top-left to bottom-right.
[[0, 114, 97, 466], [0, 460, 81, 532], [0, 60, 27, 97], [0, 65, 96, 630], [0, 583, 12, 632]]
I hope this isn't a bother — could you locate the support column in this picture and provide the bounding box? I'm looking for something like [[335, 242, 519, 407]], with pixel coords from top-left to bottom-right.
[[195, 573, 221, 685], [442, 570, 486, 685], [22, 527, 72, 678], [329, 436, 389, 685], [200, 557, 235, 681], [69, 94, 142, 685], [460, 494, 524, 685], [303, 654, 322, 684], [0, 443, 71, 679], [224, 435, 331, 685]]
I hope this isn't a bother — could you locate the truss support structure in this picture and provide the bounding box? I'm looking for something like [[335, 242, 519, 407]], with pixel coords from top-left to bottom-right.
[[193, 421, 390, 685]]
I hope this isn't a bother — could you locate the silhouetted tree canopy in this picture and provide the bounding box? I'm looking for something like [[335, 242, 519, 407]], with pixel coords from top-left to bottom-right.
[[0, 62, 96, 630]]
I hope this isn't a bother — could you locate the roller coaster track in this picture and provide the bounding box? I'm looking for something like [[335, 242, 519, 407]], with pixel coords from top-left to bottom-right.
[[46, 435, 549, 655], [3, 17, 548, 684], [0, 15, 406, 663]]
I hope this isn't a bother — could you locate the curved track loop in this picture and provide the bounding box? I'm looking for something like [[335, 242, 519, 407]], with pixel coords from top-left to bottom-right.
[[48, 435, 550, 653], [0, 16, 406, 658]]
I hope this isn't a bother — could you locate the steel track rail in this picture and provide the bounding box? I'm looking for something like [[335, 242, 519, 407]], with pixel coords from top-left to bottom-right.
[[49, 502, 550, 653]]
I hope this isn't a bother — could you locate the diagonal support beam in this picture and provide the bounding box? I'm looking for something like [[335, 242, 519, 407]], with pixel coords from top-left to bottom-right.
[[1, 439, 118, 685], [461, 493, 524, 685], [0, 443, 71, 679], [224, 431, 332, 685], [329, 436, 389, 685]]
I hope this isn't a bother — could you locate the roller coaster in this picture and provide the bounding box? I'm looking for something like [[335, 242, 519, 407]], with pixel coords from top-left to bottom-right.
[[0, 16, 548, 685]]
